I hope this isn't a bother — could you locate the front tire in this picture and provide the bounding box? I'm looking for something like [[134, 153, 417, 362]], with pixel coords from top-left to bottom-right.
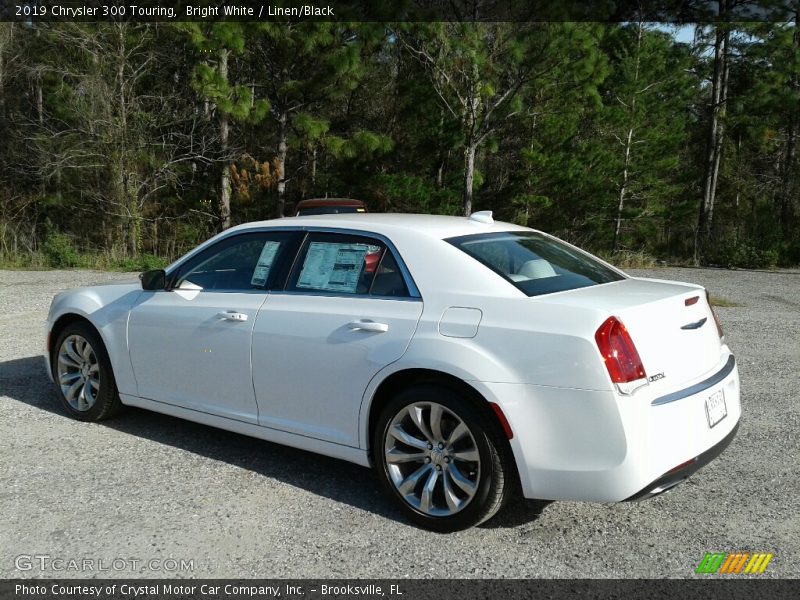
[[373, 384, 513, 532], [52, 322, 122, 422]]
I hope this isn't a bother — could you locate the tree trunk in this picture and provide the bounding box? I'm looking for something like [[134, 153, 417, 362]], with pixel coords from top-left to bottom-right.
[[614, 127, 634, 252], [613, 21, 642, 253], [695, 16, 729, 261], [780, 7, 799, 236], [0, 24, 13, 118], [218, 48, 231, 231], [276, 110, 288, 217], [310, 144, 317, 191], [435, 110, 446, 188], [115, 24, 140, 256], [463, 143, 476, 216], [35, 77, 43, 125]]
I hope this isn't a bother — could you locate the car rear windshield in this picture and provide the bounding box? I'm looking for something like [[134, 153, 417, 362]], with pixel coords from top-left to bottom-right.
[[447, 231, 624, 297]]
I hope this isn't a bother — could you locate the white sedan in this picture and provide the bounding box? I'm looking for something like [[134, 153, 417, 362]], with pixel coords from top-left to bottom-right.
[[45, 212, 740, 531]]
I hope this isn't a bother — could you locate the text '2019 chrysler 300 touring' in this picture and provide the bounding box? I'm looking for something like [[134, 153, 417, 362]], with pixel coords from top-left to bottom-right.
[[45, 212, 740, 531]]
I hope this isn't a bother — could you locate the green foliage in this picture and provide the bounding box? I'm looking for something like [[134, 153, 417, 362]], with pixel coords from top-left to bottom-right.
[[107, 253, 169, 272], [325, 131, 394, 160], [705, 240, 780, 269], [364, 173, 461, 215], [42, 232, 80, 268], [0, 21, 798, 270], [596, 250, 659, 269]]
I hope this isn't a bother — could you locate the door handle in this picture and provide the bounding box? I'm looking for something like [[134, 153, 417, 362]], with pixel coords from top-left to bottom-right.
[[217, 311, 248, 322], [348, 320, 389, 333]]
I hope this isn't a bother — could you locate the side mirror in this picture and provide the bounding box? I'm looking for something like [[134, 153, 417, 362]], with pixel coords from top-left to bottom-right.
[[140, 269, 167, 291]]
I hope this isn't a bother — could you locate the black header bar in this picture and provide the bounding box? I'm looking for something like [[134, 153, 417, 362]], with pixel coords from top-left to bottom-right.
[[3, 579, 800, 600], [1, 0, 797, 23]]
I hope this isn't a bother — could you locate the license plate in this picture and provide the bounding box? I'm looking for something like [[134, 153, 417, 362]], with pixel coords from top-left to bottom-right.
[[705, 389, 727, 428]]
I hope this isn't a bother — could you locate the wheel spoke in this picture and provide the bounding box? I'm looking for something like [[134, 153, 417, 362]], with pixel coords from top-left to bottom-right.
[[81, 340, 93, 361], [76, 384, 88, 410], [65, 379, 83, 401], [447, 422, 468, 447], [88, 363, 99, 375], [59, 371, 81, 385], [398, 463, 432, 496], [386, 447, 426, 464], [429, 404, 445, 442], [408, 405, 433, 442], [83, 380, 95, 405], [64, 340, 83, 365], [453, 448, 479, 462], [88, 378, 100, 391], [419, 469, 439, 513], [447, 462, 477, 495], [389, 425, 429, 450], [58, 354, 80, 369], [442, 470, 461, 512]]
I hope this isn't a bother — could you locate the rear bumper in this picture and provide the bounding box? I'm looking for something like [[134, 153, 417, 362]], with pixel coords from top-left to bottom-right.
[[624, 420, 739, 501], [480, 351, 741, 502]]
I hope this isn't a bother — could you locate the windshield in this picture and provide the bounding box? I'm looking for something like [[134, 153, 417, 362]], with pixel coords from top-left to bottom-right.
[[447, 231, 624, 297]]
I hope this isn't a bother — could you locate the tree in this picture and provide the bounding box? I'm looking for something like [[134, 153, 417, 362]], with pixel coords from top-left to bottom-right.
[[181, 23, 269, 229], [251, 22, 376, 216], [399, 22, 605, 215], [20, 23, 180, 254], [599, 23, 696, 251], [694, 2, 734, 260]]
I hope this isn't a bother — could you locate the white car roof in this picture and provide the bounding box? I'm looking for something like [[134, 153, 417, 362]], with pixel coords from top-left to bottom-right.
[[228, 213, 532, 240]]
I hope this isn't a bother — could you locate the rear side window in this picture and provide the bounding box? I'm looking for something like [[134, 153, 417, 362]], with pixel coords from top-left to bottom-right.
[[448, 231, 623, 297], [287, 232, 409, 298]]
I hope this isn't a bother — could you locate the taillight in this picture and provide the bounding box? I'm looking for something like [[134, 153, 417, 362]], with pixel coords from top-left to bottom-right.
[[595, 316, 648, 394], [705, 290, 724, 340]]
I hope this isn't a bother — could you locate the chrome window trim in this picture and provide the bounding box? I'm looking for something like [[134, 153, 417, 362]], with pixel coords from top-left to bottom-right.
[[267, 290, 422, 303]]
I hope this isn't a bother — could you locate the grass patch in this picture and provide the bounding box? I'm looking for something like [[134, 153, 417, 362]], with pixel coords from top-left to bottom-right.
[[0, 250, 168, 272], [598, 250, 659, 269], [709, 295, 742, 308]]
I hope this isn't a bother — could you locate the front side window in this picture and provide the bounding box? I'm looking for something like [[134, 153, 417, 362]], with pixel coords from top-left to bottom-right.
[[448, 231, 624, 297], [174, 232, 293, 292], [287, 233, 409, 298]]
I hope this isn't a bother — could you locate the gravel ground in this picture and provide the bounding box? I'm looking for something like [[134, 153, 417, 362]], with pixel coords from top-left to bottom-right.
[[0, 267, 798, 579]]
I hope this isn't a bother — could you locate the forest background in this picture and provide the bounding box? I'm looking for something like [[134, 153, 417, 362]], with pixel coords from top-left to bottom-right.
[[0, 12, 798, 270]]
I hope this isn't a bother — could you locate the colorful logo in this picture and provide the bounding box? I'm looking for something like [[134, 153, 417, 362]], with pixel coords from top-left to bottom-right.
[[696, 552, 773, 574]]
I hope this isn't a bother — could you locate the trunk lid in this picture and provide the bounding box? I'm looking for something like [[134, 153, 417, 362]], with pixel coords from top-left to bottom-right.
[[544, 277, 723, 386]]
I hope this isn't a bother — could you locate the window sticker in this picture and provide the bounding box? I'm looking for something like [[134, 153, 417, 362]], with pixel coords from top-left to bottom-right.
[[250, 241, 282, 286], [297, 242, 369, 293]]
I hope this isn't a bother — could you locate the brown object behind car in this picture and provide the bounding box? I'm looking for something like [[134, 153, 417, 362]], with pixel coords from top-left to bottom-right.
[[294, 198, 367, 216]]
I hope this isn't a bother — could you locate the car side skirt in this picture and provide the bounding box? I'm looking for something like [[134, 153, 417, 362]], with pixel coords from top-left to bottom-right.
[[119, 394, 371, 468]]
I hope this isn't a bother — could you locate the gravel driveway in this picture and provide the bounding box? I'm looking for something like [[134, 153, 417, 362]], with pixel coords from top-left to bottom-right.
[[1, 267, 798, 578]]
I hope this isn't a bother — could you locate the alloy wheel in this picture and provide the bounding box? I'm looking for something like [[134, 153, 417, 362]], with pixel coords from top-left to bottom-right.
[[383, 401, 481, 517], [56, 334, 100, 412]]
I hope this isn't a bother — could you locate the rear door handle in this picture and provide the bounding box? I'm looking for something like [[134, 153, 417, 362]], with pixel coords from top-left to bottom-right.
[[217, 311, 248, 322], [348, 320, 389, 333]]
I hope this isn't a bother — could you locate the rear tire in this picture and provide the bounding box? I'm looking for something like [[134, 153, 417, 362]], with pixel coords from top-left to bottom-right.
[[373, 384, 513, 532], [52, 321, 122, 422]]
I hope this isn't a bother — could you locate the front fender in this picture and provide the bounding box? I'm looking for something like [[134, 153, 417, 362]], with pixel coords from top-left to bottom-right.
[[47, 283, 142, 395]]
